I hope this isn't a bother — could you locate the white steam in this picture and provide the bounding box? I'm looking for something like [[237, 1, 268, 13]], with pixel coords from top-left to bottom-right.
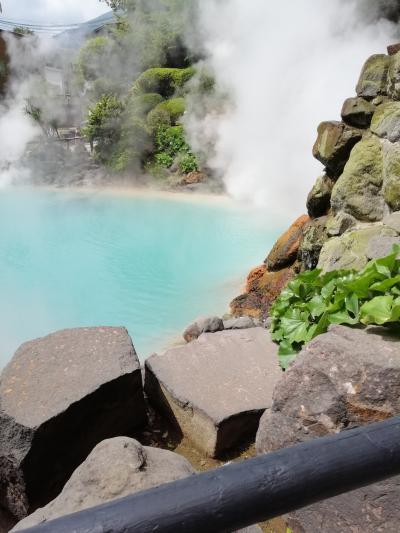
[[186, 0, 398, 215]]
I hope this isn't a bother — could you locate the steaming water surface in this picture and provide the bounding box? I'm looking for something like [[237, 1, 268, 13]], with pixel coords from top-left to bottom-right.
[[0, 188, 280, 366]]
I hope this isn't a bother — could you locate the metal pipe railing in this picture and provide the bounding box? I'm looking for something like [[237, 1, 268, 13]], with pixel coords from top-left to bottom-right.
[[21, 417, 400, 533]]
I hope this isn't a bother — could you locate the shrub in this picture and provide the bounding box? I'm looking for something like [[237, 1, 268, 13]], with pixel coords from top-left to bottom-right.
[[177, 152, 198, 173], [76, 36, 114, 82], [126, 93, 164, 117], [270, 245, 400, 369], [82, 95, 125, 161], [154, 152, 174, 168], [131, 67, 195, 97], [147, 97, 185, 131], [155, 125, 187, 157]]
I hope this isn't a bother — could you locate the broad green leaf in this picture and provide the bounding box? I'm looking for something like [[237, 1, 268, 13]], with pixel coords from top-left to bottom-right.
[[370, 275, 400, 293], [307, 295, 326, 318], [328, 310, 358, 325], [360, 295, 394, 325], [345, 293, 359, 317]]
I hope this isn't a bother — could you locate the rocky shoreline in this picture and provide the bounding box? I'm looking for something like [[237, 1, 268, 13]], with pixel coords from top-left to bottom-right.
[[2, 45, 400, 533]]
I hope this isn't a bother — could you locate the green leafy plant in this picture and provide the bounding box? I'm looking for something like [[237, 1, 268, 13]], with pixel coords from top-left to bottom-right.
[[270, 245, 400, 369], [177, 152, 198, 173]]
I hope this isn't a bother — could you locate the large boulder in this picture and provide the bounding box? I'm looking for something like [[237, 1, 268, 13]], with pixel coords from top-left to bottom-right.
[[265, 215, 309, 271], [330, 135, 386, 222], [256, 325, 400, 533], [306, 175, 334, 218], [371, 100, 400, 142], [383, 140, 400, 211], [356, 54, 390, 100], [13, 437, 195, 531], [341, 96, 375, 128], [387, 50, 400, 99], [312, 121, 362, 177], [0, 327, 147, 520], [230, 264, 296, 319], [298, 216, 328, 270], [317, 224, 400, 272], [145, 328, 282, 457]]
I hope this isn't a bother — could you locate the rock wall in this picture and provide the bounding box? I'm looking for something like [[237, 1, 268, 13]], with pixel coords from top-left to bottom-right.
[[231, 44, 400, 318]]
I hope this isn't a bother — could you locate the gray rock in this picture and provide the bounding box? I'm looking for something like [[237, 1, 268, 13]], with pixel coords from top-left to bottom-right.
[[326, 212, 356, 237], [145, 328, 282, 457], [356, 54, 390, 100], [317, 225, 399, 272], [306, 175, 334, 218], [13, 437, 194, 531], [312, 121, 362, 177], [383, 211, 400, 233], [341, 96, 375, 128], [371, 101, 400, 142], [0, 327, 147, 519], [183, 316, 224, 342], [223, 317, 256, 330], [298, 217, 328, 270], [256, 325, 400, 533]]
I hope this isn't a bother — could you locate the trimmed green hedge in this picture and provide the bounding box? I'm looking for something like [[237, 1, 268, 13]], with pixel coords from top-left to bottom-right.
[[132, 67, 195, 97], [147, 97, 186, 131]]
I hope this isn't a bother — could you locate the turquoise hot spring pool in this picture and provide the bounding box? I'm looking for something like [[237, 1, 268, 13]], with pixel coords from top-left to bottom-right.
[[0, 187, 282, 366]]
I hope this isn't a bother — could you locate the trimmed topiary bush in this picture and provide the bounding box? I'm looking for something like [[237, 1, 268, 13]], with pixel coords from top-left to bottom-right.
[[147, 97, 186, 131], [126, 93, 164, 117], [131, 67, 195, 97]]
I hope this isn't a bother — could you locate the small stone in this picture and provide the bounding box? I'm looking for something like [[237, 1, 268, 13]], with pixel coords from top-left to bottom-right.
[[183, 316, 224, 343], [223, 317, 256, 330]]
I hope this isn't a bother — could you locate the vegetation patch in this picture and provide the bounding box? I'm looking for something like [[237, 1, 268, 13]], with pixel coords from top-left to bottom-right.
[[270, 245, 400, 369], [132, 67, 195, 98]]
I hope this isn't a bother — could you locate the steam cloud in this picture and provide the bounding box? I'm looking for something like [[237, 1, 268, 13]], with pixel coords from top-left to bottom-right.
[[185, 0, 399, 216]]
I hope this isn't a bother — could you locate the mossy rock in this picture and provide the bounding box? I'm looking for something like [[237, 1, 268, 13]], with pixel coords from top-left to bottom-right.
[[341, 97, 375, 128], [356, 54, 390, 100], [298, 217, 328, 270], [147, 97, 186, 131], [371, 101, 400, 142], [306, 174, 334, 218], [312, 121, 362, 177], [330, 136, 385, 222], [387, 50, 400, 100], [383, 140, 400, 211], [132, 67, 195, 98], [317, 225, 400, 272]]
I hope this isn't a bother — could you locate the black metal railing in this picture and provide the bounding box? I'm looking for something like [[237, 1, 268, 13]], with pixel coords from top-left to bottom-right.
[[21, 417, 400, 533]]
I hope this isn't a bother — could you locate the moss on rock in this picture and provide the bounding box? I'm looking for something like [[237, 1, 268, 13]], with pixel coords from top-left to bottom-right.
[[341, 97, 375, 128], [371, 101, 400, 142], [132, 67, 195, 98], [383, 140, 400, 211], [387, 50, 400, 100], [356, 54, 390, 100], [312, 121, 362, 177], [330, 136, 386, 221]]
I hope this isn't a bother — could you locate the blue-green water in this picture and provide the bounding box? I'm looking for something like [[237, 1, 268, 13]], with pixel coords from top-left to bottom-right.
[[0, 188, 281, 366]]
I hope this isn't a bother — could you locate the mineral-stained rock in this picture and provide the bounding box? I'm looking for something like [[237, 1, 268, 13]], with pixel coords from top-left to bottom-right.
[[223, 316, 257, 330], [371, 100, 400, 142], [306, 175, 334, 218], [12, 437, 195, 531], [330, 136, 386, 222], [383, 139, 400, 211], [183, 316, 224, 343], [145, 328, 282, 457], [298, 217, 328, 270], [256, 325, 400, 533], [317, 225, 400, 272], [341, 96, 375, 128], [0, 327, 147, 519], [230, 265, 296, 319], [265, 215, 309, 271], [388, 43, 400, 56], [325, 212, 356, 237], [312, 121, 362, 177], [356, 54, 390, 100]]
